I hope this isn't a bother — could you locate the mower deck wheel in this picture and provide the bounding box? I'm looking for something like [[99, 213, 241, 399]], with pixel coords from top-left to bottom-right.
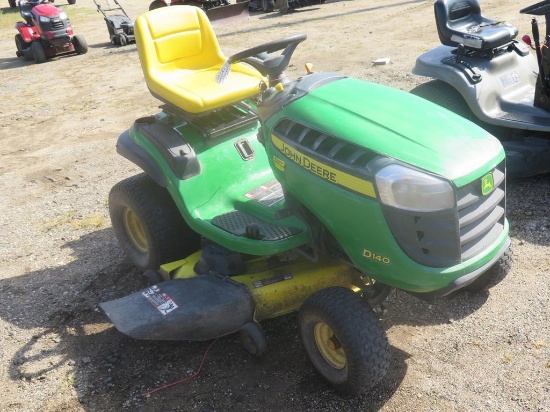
[[109, 173, 201, 271], [298, 287, 390, 394], [118, 33, 128, 46], [239, 322, 267, 355]]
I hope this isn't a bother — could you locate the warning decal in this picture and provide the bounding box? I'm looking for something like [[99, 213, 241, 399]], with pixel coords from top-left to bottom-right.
[[142, 285, 179, 316], [244, 179, 284, 207]]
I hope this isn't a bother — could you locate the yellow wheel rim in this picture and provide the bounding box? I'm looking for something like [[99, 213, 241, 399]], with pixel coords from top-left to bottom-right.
[[122, 208, 148, 253], [314, 322, 346, 369]]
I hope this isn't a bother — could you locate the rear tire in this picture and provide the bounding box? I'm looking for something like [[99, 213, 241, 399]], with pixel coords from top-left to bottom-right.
[[118, 33, 128, 46], [67, 0, 76, 4], [109, 173, 201, 271], [149, 0, 165, 10], [31, 42, 46, 64], [410, 80, 476, 121], [298, 287, 390, 395], [9, 0, 17, 7], [72, 34, 88, 55], [464, 246, 513, 292], [15, 34, 32, 60]]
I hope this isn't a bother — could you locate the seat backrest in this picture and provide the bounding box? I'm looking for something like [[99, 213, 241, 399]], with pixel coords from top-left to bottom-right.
[[434, 0, 482, 46], [135, 6, 225, 77]]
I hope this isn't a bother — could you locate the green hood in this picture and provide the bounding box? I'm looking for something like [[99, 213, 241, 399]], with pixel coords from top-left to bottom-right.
[[288, 78, 504, 185]]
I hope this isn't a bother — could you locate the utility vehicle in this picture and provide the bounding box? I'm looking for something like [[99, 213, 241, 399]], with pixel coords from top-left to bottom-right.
[[412, 0, 550, 178], [14, 0, 87, 63], [101, 6, 512, 394]]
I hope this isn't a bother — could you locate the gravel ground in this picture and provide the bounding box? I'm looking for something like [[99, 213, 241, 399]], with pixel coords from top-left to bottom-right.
[[0, 0, 549, 411]]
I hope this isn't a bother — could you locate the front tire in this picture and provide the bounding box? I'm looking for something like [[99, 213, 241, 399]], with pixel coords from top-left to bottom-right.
[[109, 173, 201, 271], [67, 0, 76, 4], [31, 42, 46, 64], [464, 246, 513, 292], [298, 287, 390, 395], [72, 34, 88, 55]]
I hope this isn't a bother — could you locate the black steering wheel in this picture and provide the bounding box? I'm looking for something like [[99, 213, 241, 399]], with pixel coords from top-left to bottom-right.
[[521, 1, 550, 39], [520, 0, 550, 15], [227, 33, 307, 86]]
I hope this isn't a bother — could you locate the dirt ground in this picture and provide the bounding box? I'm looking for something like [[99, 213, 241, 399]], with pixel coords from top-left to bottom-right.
[[0, 0, 549, 411]]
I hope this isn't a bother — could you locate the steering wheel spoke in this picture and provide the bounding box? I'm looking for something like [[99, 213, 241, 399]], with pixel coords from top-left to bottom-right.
[[227, 33, 307, 85]]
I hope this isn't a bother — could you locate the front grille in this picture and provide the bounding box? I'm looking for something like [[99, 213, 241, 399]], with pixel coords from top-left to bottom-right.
[[383, 161, 506, 268], [458, 162, 506, 260], [51, 19, 65, 30]]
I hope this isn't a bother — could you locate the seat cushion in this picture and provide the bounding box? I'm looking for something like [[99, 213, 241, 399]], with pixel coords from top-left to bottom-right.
[[154, 64, 262, 113], [136, 6, 264, 114], [435, 0, 518, 50], [449, 20, 518, 50]]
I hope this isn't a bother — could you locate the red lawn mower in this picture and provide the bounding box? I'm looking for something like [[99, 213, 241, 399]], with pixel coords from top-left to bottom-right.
[[15, 0, 87, 64]]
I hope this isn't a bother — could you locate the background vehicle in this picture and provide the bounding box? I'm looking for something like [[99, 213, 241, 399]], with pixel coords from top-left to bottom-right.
[[148, 0, 250, 26], [412, 0, 550, 179], [10, 0, 76, 6], [93, 0, 134, 46], [14, 0, 87, 63], [101, 6, 512, 395]]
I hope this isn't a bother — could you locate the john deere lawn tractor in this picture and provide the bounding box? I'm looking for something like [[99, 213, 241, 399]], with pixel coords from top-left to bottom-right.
[[100, 6, 512, 394]]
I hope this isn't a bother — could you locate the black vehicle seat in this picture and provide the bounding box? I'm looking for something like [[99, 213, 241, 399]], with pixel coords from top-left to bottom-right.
[[434, 0, 518, 50], [19, 1, 37, 25]]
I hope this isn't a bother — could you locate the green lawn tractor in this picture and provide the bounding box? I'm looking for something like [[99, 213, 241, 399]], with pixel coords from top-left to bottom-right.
[[100, 6, 513, 394]]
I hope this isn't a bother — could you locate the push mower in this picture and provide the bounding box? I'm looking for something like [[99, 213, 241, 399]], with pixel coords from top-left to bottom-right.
[[101, 6, 513, 394], [14, 0, 87, 64], [93, 0, 134, 46], [412, 0, 550, 179]]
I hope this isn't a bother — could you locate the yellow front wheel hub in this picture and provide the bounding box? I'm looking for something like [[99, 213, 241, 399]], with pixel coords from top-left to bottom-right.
[[314, 322, 346, 369], [122, 208, 148, 253]]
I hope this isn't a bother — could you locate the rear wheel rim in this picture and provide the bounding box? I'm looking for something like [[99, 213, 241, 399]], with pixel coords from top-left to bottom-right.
[[314, 322, 346, 369], [122, 208, 148, 253]]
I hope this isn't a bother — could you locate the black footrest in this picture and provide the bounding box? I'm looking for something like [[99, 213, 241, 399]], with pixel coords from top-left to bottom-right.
[[212, 211, 302, 241]]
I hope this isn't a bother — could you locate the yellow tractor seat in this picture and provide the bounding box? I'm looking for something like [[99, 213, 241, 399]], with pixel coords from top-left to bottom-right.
[[135, 6, 264, 114]]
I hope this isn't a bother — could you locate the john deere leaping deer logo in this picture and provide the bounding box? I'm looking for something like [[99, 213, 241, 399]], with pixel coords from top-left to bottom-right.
[[481, 172, 495, 196]]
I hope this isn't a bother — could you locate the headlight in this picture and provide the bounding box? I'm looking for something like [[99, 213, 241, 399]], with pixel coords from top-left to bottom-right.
[[375, 164, 454, 212], [39, 15, 50, 23], [59, 12, 68, 20]]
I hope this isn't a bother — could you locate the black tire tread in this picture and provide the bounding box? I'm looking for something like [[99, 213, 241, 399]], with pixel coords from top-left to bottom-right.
[[31, 41, 46, 64], [109, 173, 200, 270], [464, 246, 513, 292], [298, 287, 390, 395], [73, 34, 88, 55], [410, 79, 474, 120]]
